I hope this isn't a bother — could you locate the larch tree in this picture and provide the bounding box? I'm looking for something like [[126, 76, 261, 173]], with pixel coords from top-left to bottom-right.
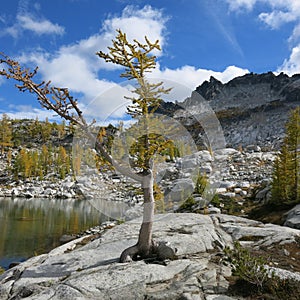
[[271, 106, 300, 206], [0, 113, 13, 154], [0, 30, 176, 262]]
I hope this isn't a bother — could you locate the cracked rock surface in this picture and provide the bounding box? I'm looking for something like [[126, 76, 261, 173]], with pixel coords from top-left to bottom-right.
[[1, 213, 300, 300]]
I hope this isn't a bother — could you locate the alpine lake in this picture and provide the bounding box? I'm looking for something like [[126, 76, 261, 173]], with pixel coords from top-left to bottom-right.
[[0, 197, 126, 270]]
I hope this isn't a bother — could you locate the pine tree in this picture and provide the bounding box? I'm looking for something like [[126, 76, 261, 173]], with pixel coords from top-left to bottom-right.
[[57, 120, 66, 139], [271, 107, 300, 205]]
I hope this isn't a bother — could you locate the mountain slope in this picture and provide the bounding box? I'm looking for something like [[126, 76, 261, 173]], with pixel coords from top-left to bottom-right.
[[161, 72, 300, 149]]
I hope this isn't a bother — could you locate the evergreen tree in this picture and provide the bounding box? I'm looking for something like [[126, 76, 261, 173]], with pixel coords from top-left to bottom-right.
[[271, 107, 300, 205]]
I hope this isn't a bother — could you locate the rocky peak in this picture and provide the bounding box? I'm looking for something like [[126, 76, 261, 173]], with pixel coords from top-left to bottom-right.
[[193, 71, 300, 110], [160, 71, 300, 148], [195, 75, 223, 100]]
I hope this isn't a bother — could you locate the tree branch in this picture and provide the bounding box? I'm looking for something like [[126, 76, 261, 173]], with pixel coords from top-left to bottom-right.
[[0, 52, 142, 182]]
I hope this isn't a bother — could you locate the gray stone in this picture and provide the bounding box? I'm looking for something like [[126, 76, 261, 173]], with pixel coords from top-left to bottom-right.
[[206, 295, 240, 300], [219, 181, 236, 189], [214, 148, 238, 156], [284, 204, 300, 229], [239, 181, 250, 189], [216, 188, 227, 194], [212, 214, 300, 248], [255, 186, 271, 203], [165, 178, 195, 202], [208, 207, 221, 214], [1, 213, 300, 300], [181, 157, 199, 169]]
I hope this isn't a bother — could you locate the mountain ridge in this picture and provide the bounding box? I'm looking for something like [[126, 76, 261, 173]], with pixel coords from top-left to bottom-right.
[[159, 71, 300, 149]]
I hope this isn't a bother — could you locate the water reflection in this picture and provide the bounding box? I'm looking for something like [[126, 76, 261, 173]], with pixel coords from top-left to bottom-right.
[[0, 197, 126, 270]]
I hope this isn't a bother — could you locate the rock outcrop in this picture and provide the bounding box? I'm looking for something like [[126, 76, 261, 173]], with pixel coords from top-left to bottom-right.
[[1, 213, 299, 300]]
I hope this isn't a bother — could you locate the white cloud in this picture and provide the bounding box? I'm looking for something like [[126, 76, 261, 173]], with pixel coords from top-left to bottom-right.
[[277, 44, 300, 75], [289, 24, 300, 44], [19, 5, 168, 120], [227, 0, 300, 30], [82, 84, 134, 121], [1, 1, 65, 39], [102, 5, 168, 54], [5, 105, 61, 121], [259, 11, 291, 29], [150, 64, 249, 91], [226, 0, 257, 11], [16, 14, 65, 36]]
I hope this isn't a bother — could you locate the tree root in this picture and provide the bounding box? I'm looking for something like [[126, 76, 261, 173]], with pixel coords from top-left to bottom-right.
[[119, 241, 177, 263]]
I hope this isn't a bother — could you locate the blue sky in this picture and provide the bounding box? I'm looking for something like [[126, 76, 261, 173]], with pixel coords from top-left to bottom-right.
[[1, 0, 300, 121]]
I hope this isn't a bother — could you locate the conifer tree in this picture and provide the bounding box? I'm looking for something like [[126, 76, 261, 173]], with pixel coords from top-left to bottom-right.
[[0, 114, 13, 154], [0, 30, 175, 262], [56, 146, 70, 179], [41, 117, 52, 142], [29, 117, 41, 139], [40, 144, 49, 176], [97, 31, 173, 261], [271, 107, 300, 205]]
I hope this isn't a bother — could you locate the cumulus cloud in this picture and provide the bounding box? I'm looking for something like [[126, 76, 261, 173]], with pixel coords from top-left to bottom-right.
[[150, 64, 249, 96], [17, 14, 65, 36], [17, 5, 168, 120], [277, 44, 300, 75], [15, 4, 251, 120], [102, 5, 168, 54], [259, 10, 297, 29], [2, 13, 65, 38]]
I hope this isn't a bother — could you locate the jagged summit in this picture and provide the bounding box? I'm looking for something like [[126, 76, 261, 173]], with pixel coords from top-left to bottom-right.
[[161, 71, 300, 149], [194, 71, 300, 110]]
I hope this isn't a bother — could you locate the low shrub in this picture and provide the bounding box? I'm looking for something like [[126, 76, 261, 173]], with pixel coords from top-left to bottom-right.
[[223, 241, 300, 299]]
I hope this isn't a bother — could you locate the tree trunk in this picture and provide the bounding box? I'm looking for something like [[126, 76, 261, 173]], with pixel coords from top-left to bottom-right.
[[120, 170, 155, 262]]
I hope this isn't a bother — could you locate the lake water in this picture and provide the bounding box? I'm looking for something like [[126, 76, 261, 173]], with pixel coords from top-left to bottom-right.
[[0, 197, 127, 270]]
